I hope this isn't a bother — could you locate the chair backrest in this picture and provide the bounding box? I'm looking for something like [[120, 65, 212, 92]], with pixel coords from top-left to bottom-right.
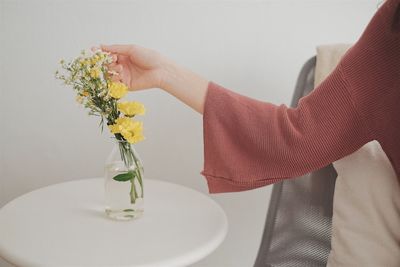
[[253, 56, 338, 267]]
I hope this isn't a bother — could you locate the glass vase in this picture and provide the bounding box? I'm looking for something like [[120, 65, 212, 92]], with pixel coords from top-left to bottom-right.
[[104, 138, 144, 220]]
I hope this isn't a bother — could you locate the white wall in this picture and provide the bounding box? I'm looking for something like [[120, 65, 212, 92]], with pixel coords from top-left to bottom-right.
[[0, 0, 378, 266]]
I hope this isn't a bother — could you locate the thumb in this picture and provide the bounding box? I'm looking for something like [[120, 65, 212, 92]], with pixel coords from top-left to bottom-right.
[[100, 44, 133, 55]]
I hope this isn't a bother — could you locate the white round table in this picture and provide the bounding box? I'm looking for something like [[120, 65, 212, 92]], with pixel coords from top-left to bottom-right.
[[0, 178, 228, 267]]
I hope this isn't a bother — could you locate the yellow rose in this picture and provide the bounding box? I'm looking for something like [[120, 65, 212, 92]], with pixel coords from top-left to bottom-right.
[[125, 132, 145, 144], [90, 68, 100, 78], [108, 118, 144, 144], [108, 124, 120, 134], [108, 82, 128, 99], [117, 101, 145, 117], [108, 117, 133, 134], [122, 121, 145, 144]]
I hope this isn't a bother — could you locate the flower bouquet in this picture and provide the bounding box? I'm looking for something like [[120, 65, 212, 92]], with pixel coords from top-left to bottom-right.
[[55, 49, 146, 220]]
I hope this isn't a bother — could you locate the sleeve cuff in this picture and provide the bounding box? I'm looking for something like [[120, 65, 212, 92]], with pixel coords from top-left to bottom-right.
[[201, 170, 279, 194], [200, 81, 280, 194]]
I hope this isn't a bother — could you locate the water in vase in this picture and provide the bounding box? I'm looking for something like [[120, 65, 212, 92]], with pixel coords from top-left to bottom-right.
[[105, 161, 144, 221]]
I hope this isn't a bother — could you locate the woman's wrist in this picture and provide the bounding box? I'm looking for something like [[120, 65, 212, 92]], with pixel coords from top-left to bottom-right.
[[158, 60, 181, 92], [159, 61, 209, 114]]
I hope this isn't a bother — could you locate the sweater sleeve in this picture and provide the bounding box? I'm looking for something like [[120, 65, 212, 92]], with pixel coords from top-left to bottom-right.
[[200, 0, 400, 194], [339, 0, 400, 178], [201, 64, 373, 194]]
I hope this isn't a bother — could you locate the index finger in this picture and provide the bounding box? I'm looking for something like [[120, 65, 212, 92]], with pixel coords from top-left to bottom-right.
[[100, 44, 133, 55]]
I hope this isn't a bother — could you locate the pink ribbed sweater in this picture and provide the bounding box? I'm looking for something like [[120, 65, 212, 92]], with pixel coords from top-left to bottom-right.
[[201, 0, 400, 193]]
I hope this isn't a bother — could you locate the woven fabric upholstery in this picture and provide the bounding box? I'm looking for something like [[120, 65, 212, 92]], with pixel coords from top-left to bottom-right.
[[254, 57, 337, 267]]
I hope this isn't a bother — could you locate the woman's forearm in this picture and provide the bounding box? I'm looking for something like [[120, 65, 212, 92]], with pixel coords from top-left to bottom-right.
[[160, 61, 209, 114]]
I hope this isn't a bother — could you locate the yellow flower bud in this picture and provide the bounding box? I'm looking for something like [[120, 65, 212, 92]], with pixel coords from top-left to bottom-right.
[[80, 59, 90, 66], [76, 95, 84, 104], [90, 68, 101, 78], [90, 55, 100, 65]]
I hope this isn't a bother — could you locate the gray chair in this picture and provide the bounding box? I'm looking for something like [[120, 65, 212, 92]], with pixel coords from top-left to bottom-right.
[[254, 56, 338, 267]]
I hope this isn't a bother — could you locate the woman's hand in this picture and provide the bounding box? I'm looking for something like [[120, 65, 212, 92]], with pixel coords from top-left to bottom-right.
[[100, 43, 209, 114], [100, 44, 172, 91]]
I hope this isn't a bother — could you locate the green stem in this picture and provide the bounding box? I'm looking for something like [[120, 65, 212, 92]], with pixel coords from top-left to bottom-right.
[[117, 139, 143, 200], [133, 180, 138, 199], [131, 152, 144, 198], [130, 178, 136, 204]]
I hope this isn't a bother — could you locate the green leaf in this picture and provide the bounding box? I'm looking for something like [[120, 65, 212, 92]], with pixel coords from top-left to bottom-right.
[[113, 171, 134, 182]]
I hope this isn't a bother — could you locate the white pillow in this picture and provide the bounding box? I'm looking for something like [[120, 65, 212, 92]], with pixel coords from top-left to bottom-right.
[[327, 140, 400, 266]]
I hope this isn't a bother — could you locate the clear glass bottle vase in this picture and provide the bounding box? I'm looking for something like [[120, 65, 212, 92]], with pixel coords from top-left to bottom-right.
[[104, 138, 144, 220]]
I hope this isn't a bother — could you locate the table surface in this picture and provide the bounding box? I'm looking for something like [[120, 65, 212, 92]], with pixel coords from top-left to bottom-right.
[[0, 178, 228, 267]]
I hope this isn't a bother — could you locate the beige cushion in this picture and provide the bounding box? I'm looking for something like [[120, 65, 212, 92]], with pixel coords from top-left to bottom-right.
[[314, 44, 353, 88], [314, 44, 400, 267], [327, 141, 400, 266]]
